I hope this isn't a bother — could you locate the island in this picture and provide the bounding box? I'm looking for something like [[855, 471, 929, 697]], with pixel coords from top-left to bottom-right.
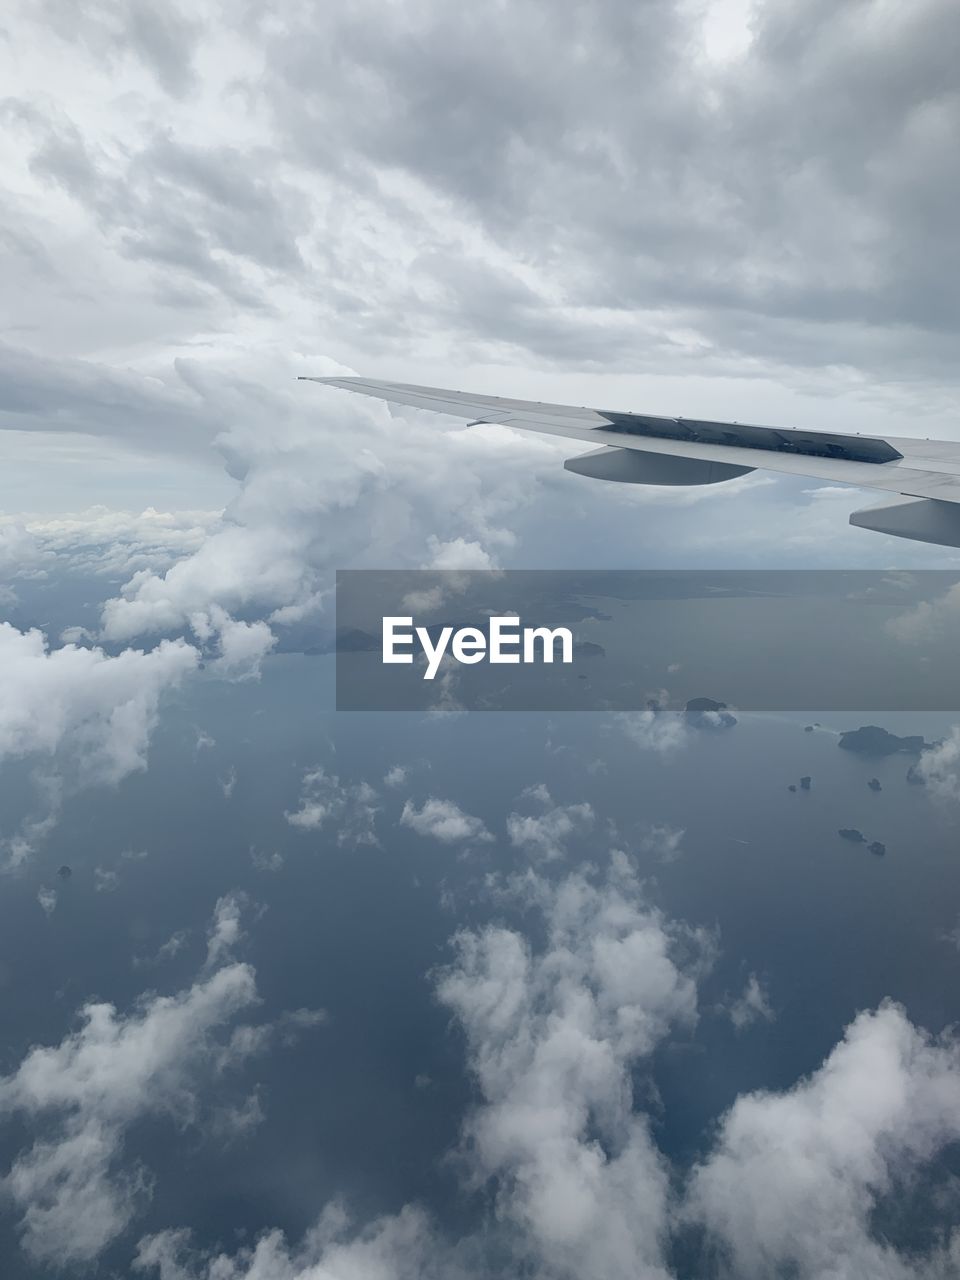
[[839, 828, 866, 843], [838, 726, 928, 756]]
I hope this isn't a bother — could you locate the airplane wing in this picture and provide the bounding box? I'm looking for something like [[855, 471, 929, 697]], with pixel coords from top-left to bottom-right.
[[299, 376, 960, 548]]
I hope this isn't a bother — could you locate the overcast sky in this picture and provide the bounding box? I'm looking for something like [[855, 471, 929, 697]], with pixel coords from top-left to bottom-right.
[[1, 0, 959, 524]]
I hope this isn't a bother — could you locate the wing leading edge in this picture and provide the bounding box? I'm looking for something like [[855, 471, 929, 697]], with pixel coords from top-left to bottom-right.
[[300, 376, 960, 548]]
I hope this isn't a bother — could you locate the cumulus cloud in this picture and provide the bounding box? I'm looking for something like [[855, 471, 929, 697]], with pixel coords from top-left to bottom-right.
[[1, 506, 222, 580], [384, 764, 408, 789], [0, 624, 197, 776], [687, 1002, 960, 1278], [399, 797, 492, 845], [914, 727, 960, 801], [134, 1203, 462, 1280], [0, 906, 261, 1266], [615, 708, 690, 757], [506, 790, 594, 860], [55, 359, 569, 686], [0, 622, 198, 864], [205, 611, 276, 681], [285, 766, 380, 847], [70, 863, 960, 1280], [0, 519, 49, 584], [436, 853, 711, 1279]]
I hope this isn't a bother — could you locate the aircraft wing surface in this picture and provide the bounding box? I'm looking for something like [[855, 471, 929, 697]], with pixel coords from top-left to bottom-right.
[[300, 376, 960, 547]]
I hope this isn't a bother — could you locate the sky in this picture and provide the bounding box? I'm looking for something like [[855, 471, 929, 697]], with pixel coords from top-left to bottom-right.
[[2, 1, 960, 1277]]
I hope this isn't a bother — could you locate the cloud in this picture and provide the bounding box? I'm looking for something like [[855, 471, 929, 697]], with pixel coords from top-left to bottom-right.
[[204, 891, 248, 971], [95, 863, 960, 1280], [80, 359, 563, 671], [134, 855, 712, 1280], [94, 867, 120, 893], [885, 582, 960, 645], [638, 824, 685, 863], [722, 973, 775, 1032], [0, 904, 261, 1267], [205, 610, 276, 681], [133, 930, 190, 970], [285, 766, 380, 847], [687, 1001, 960, 1278], [436, 853, 712, 1278], [0, 520, 48, 584], [0, 622, 198, 864], [0, 506, 222, 580], [0, 623, 197, 776], [134, 1204, 462, 1280], [399, 797, 492, 845], [615, 708, 690, 758], [506, 792, 594, 860], [35, 0, 203, 98], [0, 339, 222, 460], [914, 727, 960, 801]]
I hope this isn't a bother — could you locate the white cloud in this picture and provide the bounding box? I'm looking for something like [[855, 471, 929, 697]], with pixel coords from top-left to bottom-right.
[[915, 727, 960, 801], [506, 797, 594, 861], [0, 506, 222, 580], [201, 608, 276, 681], [384, 764, 408, 789], [0, 520, 48, 582], [0, 622, 198, 864], [885, 583, 960, 646], [0, 910, 261, 1266], [285, 766, 380, 847], [204, 891, 248, 971], [399, 797, 492, 845], [615, 709, 689, 758], [105, 866, 960, 1280], [687, 1001, 960, 1278], [90, 367, 560, 672], [135, 1204, 460, 1280], [436, 853, 711, 1279], [0, 624, 197, 776]]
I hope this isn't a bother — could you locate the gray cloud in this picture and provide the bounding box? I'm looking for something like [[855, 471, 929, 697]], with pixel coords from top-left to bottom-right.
[[33, 0, 202, 98], [243, 0, 960, 383]]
